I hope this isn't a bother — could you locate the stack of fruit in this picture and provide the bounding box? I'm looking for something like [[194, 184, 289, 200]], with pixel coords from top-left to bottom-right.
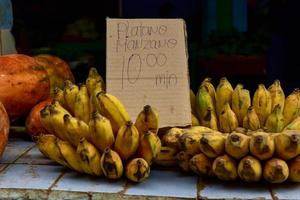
[[35, 68, 161, 182], [157, 78, 300, 183]]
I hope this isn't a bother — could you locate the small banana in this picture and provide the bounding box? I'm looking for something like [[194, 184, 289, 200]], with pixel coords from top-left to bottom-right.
[[268, 80, 285, 113], [238, 156, 262, 182], [74, 84, 90, 123], [86, 67, 105, 95], [288, 156, 300, 182], [138, 131, 161, 165], [96, 92, 130, 135], [89, 81, 103, 119], [154, 146, 178, 167], [249, 132, 275, 160], [242, 106, 260, 131], [191, 113, 200, 126], [275, 130, 300, 160], [89, 112, 115, 152], [135, 105, 159, 135], [189, 153, 213, 176], [265, 104, 285, 133], [190, 89, 197, 115], [219, 103, 238, 133], [263, 158, 289, 183], [53, 87, 65, 106], [231, 84, 251, 126], [200, 107, 219, 131], [285, 116, 300, 131], [176, 151, 191, 172], [63, 80, 79, 114], [212, 154, 238, 181], [114, 121, 139, 160], [100, 148, 124, 179], [199, 132, 225, 158], [125, 158, 150, 182], [225, 132, 250, 160], [201, 77, 216, 108], [253, 84, 272, 127], [178, 131, 203, 155], [183, 126, 213, 134], [63, 114, 90, 147], [161, 127, 184, 150], [283, 89, 300, 126], [216, 77, 233, 116], [77, 138, 102, 176], [40, 105, 55, 134]]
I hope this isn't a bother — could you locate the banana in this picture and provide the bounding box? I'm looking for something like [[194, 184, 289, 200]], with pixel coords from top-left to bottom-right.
[[178, 132, 203, 155], [86, 67, 105, 95], [114, 121, 139, 160], [36, 134, 69, 167], [89, 81, 103, 119], [100, 148, 124, 179], [190, 89, 197, 115], [63, 80, 79, 114], [135, 105, 159, 135], [56, 139, 83, 173], [191, 113, 200, 126], [265, 104, 285, 133], [252, 84, 272, 127], [40, 105, 55, 134], [201, 77, 216, 108], [225, 132, 250, 160], [125, 158, 150, 182], [249, 132, 275, 160], [73, 84, 90, 123], [189, 153, 213, 176], [268, 80, 285, 113], [176, 151, 191, 172], [96, 92, 130, 135], [275, 130, 300, 160], [154, 146, 178, 167], [53, 87, 65, 106], [285, 116, 300, 130], [283, 88, 300, 126], [199, 132, 225, 158], [242, 106, 260, 131], [288, 156, 300, 182], [263, 158, 289, 183], [238, 156, 262, 182], [219, 103, 238, 133], [232, 84, 251, 126], [161, 127, 184, 150], [138, 131, 161, 165], [200, 107, 219, 131], [63, 114, 90, 147], [77, 138, 102, 176], [89, 112, 115, 152], [183, 126, 214, 134], [216, 77, 233, 116], [212, 154, 238, 181]]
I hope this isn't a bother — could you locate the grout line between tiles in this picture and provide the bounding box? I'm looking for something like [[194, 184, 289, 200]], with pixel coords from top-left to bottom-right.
[[48, 170, 67, 191], [196, 176, 206, 200], [118, 180, 131, 195], [268, 184, 279, 200]]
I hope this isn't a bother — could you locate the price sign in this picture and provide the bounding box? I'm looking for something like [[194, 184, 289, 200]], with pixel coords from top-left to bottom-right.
[[106, 18, 191, 127]]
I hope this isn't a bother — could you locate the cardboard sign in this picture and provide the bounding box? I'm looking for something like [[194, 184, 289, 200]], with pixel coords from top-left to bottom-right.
[[106, 18, 191, 127]]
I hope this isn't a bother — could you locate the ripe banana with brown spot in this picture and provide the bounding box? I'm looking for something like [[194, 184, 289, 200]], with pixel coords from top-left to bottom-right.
[[74, 84, 90, 123], [100, 148, 124, 179], [289, 156, 300, 182], [242, 106, 260, 131], [249, 132, 274, 160], [63, 80, 79, 114], [253, 84, 272, 127], [285, 116, 300, 131], [138, 131, 161, 165], [161, 127, 184, 150], [135, 105, 159, 135], [263, 158, 289, 183], [219, 103, 238, 133], [232, 84, 251, 126], [216, 77, 233, 116], [268, 80, 285, 113], [176, 151, 191, 172], [199, 132, 225, 158], [283, 88, 300, 126], [191, 113, 200, 126], [274, 130, 300, 160], [189, 153, 213, 176], [126, 158, 150, 182], [265, 104, 284, 133], [53, 87, 65, 106], [238, 156, 262, 182], [86, 67, 105, 95], [154, 146, 178, 167], [201, 77, 216, 108], [178, 131, 203, 155], [225, 132, 250, 159], [212, 154, 238, 181], [201, 107, 218, 131]]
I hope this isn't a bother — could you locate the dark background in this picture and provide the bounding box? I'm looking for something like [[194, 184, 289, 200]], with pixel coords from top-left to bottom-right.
[[10, 0, 300, 94]]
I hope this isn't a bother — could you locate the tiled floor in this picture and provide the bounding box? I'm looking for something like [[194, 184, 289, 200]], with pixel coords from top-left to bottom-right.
[[0, 137, 299, 199]]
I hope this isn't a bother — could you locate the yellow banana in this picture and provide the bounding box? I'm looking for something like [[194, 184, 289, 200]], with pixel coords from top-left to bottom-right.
[[219, 103, 238, 133], [225, 132, 250, 159], [268, 80, 285, 113], [201, 77, 216, 108], [63, 80, 79, 114], [212, 154, 238, 181], [242, 106, 260, 131], [77, 138, 102, 176], [263, 158, 289, 183], [161, 127, 184, 150], [275, 130, 300, 160], [191, 113, 200, 126], [253, 84, 272, 127], [176, 151, 191, 172], [135, 105, 159, 135], [89, 81, 103, 119], [96, 92, 130, 135], [138, 131, 161, 165], [200, 107, 219, 131], [249, 132, 274, 160], [199, 132, 225, 158], [283, 89, 300, 126], [100, 148, 124, 179], [265, 104, 284, 133], [125, 158, 150, 182], [238, 156, 262, 182], [40, 105, 55, 134], [154, 146, 178, 167], [89, 112, 115, 152], [285, 116, 300, 130], [178, 132, 203, 155], [216, 77, 233, 116], [189, 153, 213, 176], [86, 67, 105, 95], [289, 156, 300, 182], [231, 84, 251, 126], [53, 87, 65, 106], [74, 84, 90, 123], [190, 89, 197, 115], [183, 126, 214, 134]]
